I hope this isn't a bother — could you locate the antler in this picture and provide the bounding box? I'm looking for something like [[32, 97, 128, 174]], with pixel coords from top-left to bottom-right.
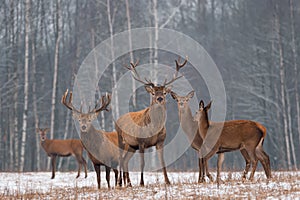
[[163, 56, 188, 86], [61, 89, 81, 113], [125, 60, 155, 87], [91, 93, 112, 113]]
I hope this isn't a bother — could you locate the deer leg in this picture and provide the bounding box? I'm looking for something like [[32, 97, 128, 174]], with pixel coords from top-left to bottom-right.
[[217, 153, 225, 186], [105, 166, 111, 189], [240, 149, 251, 180], [245, 148, 257, 181], [113, 168, 118, 187], [93, 164, 101, 189], [123, 148, 135, 187], [156, 144, 170, 185], [51, 155, 57, 179], [198, 158, 203, 183], [139, 144, 145, 186], [204, 158, 213, 182], [117, 136, 124, 187], [255, 146, 271, 179], [262, 150, 272, 178], [75, 155, 82, 178], [82, 157, 88, 178]]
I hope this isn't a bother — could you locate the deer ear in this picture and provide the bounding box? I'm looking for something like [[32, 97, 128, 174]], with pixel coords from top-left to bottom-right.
[[199, 100, 204, 109], [205, 100, 212, 110], [145, 85, 154, 94], [44, 128, 50, 132], [170, 91, 177, 100], [187, 91, 194, 99]]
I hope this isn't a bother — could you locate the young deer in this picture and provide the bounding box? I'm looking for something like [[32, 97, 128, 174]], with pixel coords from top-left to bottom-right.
[[37, 128, 87, 179], [193, 100, 271, 184], [171, 91, 254, 183], [61, 90, 119, 189], [116, 58, 187, 186]]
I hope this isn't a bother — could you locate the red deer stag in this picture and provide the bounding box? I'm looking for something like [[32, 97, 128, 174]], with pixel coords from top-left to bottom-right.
[[193, 100, 271, 184], [37, 128, 87, 179], [115, 58, 187, 186], [171, 91, 257, 183], [61, 89, 119, 189]]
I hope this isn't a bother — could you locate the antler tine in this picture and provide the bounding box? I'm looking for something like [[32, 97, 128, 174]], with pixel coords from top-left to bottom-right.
[[164, 56, 188, 86], [175, 56, 188, 78], [125, 59, 154, 86], [61, 89, 81, 113], [93, 93, 112, 113]]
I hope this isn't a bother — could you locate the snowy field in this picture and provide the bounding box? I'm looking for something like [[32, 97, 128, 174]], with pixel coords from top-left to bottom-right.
[[0, 171, 299, 199]]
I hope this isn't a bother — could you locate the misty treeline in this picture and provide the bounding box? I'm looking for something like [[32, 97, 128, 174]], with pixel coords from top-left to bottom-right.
[[0, 0, 299, 173]]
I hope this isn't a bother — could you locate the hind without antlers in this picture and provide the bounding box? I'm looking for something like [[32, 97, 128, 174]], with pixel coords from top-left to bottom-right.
[[194, 100, 271, 184], [37, 127, 87, 179]]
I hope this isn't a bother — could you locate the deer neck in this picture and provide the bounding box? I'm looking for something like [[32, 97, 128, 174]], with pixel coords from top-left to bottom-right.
[[149, 103, 167, 128], [199, 112, 210, 138], [179, 105, 198, 140], [41, 139, 50, 150]]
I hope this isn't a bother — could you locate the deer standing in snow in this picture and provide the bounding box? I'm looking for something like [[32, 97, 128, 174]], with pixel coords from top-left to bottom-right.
[[115, 58, 187, 186], [37, 127, 87, 179], [193, 100, 271, 184], [171, 91, 260, 183], [61, 90, 120, 189]]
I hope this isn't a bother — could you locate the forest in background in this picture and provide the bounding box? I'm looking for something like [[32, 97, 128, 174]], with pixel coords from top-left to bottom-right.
[[0, 0, 299, 172]]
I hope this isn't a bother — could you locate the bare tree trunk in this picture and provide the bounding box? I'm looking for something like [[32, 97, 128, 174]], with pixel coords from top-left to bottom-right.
[[289, 0, 300, 164], [20, 0, 31, 172], [125, 0, 137, 107], [49, 0, 61, 169], [152, 0, 158, 83], [32, 30, 41, 171], [286, 93, 297, 169], [274, 3, 291, 170], [107, 0, 119, 120], [13, 0, 20, 172]]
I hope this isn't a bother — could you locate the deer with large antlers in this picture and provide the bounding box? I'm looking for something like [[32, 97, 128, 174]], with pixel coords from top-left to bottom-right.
[[193, 100, 271, 184], [170, 91, 260, 183], [61, 90, 119, 189], [37, 127, 87, 179], [115, 57, 188, 186]]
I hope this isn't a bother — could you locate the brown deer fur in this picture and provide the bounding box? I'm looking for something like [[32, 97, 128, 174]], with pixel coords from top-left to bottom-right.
[[37, 128, 87, 179], [116, 85, 171, 186], [193, 100, 271, 184], [115, 58, 187, 186], [62, 90, 120, 189], [171, 91, 259, 182], [83, 131, 119, 189]]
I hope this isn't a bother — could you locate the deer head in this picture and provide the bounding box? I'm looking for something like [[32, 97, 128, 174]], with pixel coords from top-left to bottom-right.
[[126, 57, 188, 106], [61, 89, 111, 133], [37, 128, 50, 141], [193, 100, 212, 122], [170, 90, 194, 109]]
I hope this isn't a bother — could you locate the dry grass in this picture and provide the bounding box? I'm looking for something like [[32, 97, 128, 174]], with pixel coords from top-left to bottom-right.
[[0, 171, 299, 199]]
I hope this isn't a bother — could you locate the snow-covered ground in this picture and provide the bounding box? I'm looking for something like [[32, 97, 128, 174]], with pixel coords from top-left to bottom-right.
[[0, 171, 299, 199]]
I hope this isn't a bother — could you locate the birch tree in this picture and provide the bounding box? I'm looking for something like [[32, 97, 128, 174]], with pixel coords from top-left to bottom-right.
[[125, 0, 137, 107], [107, 0, 120, 120], [49, 0, 61, 169], [289, 0, 300, 158], [20, 0, 30, 171], [274, 3, 291, 170]]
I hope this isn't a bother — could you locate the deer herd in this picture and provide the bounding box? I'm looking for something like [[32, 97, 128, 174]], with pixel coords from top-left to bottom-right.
[[37, 57, 271, 189]]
